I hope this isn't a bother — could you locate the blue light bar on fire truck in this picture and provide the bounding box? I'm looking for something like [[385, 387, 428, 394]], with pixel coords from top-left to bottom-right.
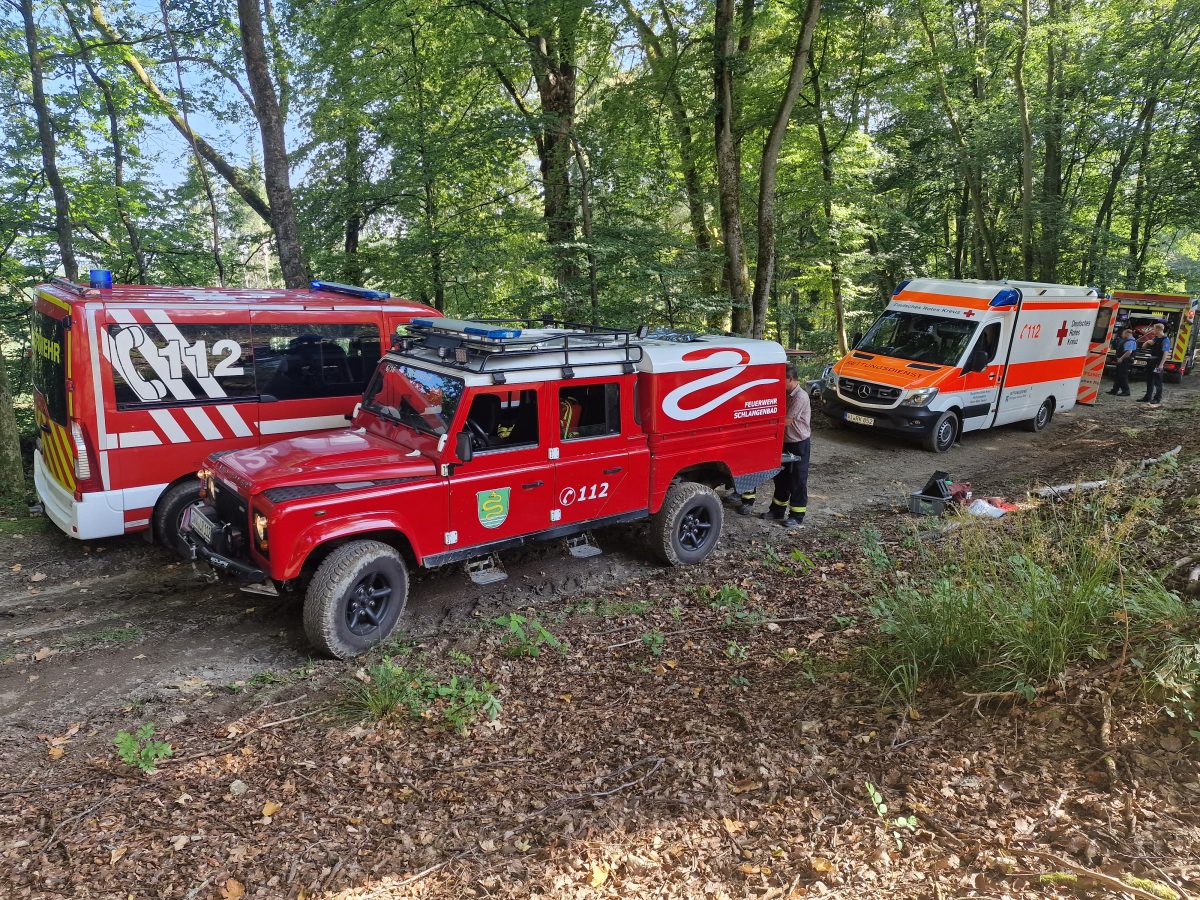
[[310, 280, 391, 299], [411, 318, 523, 341]]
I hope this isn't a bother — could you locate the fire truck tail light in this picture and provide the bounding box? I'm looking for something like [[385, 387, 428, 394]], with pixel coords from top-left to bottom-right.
[[71, 421, 91, 480], [69, 420, 103, 497]]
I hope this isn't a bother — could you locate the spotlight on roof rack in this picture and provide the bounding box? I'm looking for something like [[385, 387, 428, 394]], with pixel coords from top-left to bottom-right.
[[310, 280, 391, 300], [454, 347, 469, 364], [636, 324, 649, 339]]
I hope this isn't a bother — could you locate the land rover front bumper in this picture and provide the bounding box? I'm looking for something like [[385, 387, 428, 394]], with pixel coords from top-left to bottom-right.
[[180, 502, 266, 582]]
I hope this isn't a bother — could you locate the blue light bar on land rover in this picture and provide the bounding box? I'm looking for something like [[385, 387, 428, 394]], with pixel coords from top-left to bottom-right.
[[310, 279, 391, 299], [412, 318, 523, 340]]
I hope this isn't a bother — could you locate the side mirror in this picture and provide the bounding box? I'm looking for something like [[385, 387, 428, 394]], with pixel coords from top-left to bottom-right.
[[455, 431, 474, 463], [851, 331, 863, 349]]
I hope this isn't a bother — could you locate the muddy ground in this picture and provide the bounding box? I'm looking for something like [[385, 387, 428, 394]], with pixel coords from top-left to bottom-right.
[[0, 377, 1194, 750]]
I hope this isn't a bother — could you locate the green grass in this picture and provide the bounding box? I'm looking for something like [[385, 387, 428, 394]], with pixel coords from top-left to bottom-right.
[[0, 516, 52, 535], [62, 625, 143, 649], [338, 658, 501, 733], [866, 480, 1196, 702]]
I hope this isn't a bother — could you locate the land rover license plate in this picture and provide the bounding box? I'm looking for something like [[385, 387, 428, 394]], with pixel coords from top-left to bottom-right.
[[190, 507, 216, 544], [845, 413, 875, 426]]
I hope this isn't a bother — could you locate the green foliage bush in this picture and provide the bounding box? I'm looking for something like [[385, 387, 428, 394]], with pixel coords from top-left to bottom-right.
[[340, 659, 501, 733], [113, 723, 173, 773], [866, 482, 1196, 702]]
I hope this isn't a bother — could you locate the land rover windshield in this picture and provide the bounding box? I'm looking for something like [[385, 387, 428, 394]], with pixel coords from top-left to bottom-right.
[[857, 311, 978, 368], [362, 361, 464, 436]]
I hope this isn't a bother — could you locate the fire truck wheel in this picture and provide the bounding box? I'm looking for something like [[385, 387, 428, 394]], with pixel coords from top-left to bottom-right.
[[923, 411, 959, 453], [1025, 398, 1055, 433], [304, 540, 409, 659], [651, 482, 724, 566], [154, 478, 203, 557]]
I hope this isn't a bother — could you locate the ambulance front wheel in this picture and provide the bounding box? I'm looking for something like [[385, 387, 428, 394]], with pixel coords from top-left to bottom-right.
[[154, 478, 203, 557], [303, 540, 409, 659], [651, 482, 724, 566], [923, 411, 959, 453], [1025, 398, 1055, 433]]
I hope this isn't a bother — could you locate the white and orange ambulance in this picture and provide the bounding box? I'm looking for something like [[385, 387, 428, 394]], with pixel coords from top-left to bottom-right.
[[30, 275, 439, 548], [821, 278, 1108, 452]]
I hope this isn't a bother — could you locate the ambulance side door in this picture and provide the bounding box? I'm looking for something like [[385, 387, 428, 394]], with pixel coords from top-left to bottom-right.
[[552, 375, 650, 527], [249, 312, 384, 441], [958, 320, 1006, 433]]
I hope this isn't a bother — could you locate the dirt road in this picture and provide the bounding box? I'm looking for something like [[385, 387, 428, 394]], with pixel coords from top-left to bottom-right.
[[1, 378, 1194, 747]]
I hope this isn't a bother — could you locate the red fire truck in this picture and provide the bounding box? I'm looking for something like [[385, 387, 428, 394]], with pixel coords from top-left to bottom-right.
[[30, 276, 439, 550], [182, 318, 787, 657]]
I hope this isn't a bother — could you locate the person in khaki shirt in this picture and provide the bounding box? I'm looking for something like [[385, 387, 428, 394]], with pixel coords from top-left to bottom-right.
[[737, 364, 811, 528]]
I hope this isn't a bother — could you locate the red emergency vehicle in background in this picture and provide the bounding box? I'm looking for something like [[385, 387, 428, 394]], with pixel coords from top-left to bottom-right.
[[182, 318, 788, 658], [29, 275, 439, 549], [1106, 290, 1198, 383]]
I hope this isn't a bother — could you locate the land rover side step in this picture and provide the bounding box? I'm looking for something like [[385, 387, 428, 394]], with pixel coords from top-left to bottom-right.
[[466, 554, 508, 585], [565, 531, 603, 558]]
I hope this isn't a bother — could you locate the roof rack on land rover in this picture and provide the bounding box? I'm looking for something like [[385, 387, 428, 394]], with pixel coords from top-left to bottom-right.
[[396, 317, 649, 383]]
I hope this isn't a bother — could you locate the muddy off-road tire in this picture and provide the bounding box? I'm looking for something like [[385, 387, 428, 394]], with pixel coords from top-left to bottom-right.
[[651, 482, 723, 566], [303, 540, 409, 659], [1025, 397, 1055, 433], [923, 411, 959, 453], [154, 478, 202, 557]]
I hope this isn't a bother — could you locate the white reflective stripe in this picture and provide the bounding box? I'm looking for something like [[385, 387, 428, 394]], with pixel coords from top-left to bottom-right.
[[108, 310, 196, 401], [259, 415, 347, 435], [216, 404, 254, 437], [103, 434, 119, 450], [125, 518, 150, 528], [184, 406, 222, 440], [149, 409, 189, 443], [117, 431, 163, 448], [145, 310, 228, 399], [87, 310, 111, 469]]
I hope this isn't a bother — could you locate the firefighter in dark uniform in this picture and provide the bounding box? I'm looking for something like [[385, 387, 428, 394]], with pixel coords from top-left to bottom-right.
[[737, 364, 810, 528], [1138, 322, 1171, 407]]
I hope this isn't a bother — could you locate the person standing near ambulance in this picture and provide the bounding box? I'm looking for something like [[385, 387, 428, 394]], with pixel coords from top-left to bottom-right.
[[766, 365, 811, 528], [1139, 322, 1171, 407], [1107, 327, 1136, 397]]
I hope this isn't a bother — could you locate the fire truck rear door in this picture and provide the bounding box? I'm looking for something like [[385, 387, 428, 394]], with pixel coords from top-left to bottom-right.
[[1077, 296, 1117, 405]]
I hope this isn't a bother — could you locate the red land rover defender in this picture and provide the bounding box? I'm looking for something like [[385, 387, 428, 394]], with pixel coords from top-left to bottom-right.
[[182, 318, 787, 658]]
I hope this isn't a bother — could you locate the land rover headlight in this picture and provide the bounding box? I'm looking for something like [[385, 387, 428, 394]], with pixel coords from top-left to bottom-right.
[[197, 468, 216, 499], [253, 511, 269, 554], [900, 387, 938, 407]]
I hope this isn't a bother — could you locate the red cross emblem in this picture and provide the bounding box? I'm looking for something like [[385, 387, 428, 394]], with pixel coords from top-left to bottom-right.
[[1056, 321, 1070, 345], [963, 310, 975, 318]]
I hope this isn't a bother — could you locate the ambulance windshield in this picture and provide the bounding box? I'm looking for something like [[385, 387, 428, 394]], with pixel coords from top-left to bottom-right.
[[857, 311, 978, 368], [362, 361, 464, 437]]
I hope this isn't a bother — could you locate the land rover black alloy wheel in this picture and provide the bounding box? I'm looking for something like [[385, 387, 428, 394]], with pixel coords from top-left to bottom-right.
[[651, 481, 724, 566], [303, 540, 409, 659]]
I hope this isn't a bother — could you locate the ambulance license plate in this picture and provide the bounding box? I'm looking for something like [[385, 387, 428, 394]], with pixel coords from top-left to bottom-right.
[[845, 413, 875, 426], [190, 507, 216, 545]]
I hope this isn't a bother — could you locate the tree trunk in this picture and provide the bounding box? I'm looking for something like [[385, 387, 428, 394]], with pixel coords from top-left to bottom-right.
[[750, 0, 821, 340], [159, 0, 225, 285], [1081, 99, 1149, 285], [812, 52, 847, 356], [90, 1, 273, 226], [343, 130, 362, 285], [21, 0, 77, 281], [408, 26, 444, 310], [573, 139, 599, 324], [238, 0, 307, 288], [60, 2, 146, 283], [714, 0, 750, 333], [1038, 0, 1064, 282], [1013, 0, 1034, 280], [533, 61, 577, 289], [619, 0, 714, 293], [917, 1, 998, 279], [1125, 98, 1157, 287], [0, 350, 24, 510]]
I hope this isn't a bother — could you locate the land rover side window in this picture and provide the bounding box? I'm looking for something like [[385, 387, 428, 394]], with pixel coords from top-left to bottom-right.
[[362, 363, 463, 436], [465, 390, 539, 452], [253, 323, 382, 400], [31, 310, 68, 423], [106, 322, 254, 407], [559, 383, 620, 440]]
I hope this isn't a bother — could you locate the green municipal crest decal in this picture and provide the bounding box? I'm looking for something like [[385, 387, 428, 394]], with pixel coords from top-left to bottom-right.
[[477, 487, 510, 529]]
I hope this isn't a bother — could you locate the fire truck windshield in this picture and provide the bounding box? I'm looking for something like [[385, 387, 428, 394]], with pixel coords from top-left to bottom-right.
[[362, 361, 464, 437], [858, 311, 978, 368]]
